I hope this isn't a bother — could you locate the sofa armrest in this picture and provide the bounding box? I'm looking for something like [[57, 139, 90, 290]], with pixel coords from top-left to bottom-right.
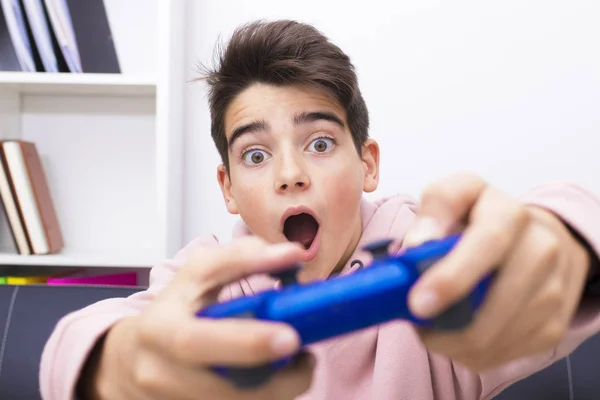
[[0, 284, 141, 399]]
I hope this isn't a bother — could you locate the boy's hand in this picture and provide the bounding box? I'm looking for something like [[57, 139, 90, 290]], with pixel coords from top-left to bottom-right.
[[92, 237, 314, 400], [405, 173, 591, 371]]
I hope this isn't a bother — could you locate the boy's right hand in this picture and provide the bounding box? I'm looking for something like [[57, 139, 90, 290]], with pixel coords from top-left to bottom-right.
[[90, 237, 314, 400]]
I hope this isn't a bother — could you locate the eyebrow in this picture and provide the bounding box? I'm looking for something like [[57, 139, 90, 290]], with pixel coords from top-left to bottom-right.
[[228, 111, 345, 149], [292, 111, 345, 129], [229, 120, 269, 149]]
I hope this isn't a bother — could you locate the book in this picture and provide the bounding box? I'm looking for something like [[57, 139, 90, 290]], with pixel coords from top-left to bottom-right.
[[61, 0, 120, 73], [0, 0, 36, 71], [21, 0, 70, 72], [1, 0, 120, 73], [0, 145, 30, 254], [0, 139, 63, 255]]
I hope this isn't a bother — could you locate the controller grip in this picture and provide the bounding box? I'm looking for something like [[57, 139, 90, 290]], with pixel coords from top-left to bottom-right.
[[198, 299, 297, 389], [213, 357, 292, 388], [431, 297, 475, 330], [417, 256, 491, 331]]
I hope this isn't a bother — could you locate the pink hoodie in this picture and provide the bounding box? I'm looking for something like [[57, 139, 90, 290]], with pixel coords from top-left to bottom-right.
[[39, 183, 600, 400]]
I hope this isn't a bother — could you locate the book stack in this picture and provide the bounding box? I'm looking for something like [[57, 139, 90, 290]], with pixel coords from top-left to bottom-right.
[[0, 140, 140, 287], [0, 139, 63, 255], [0, 0, 120, 73]]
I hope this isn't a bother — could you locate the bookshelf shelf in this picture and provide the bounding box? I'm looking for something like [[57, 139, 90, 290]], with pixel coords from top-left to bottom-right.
[[0, 72, 157, 96], [0, 0, 186, 273], [0, 248, 160, 268]]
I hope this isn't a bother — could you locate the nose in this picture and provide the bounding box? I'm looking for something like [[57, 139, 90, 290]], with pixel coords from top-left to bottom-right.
[[275, 153, 311, 193]]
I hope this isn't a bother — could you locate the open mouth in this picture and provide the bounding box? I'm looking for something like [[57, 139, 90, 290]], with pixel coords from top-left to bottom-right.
[[283, 212, 319, 250]]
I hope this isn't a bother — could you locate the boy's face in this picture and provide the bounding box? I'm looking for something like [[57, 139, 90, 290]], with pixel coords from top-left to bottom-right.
[[217, 83, 379, 280]]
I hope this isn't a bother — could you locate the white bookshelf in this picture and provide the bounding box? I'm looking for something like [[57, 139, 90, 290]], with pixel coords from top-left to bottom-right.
[[0, 1, 186, 269], [0, 73, 156, 96]]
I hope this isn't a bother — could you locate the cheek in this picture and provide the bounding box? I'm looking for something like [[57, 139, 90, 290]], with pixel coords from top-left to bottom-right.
[[231, 172, 273, 233], [234, 183, 268, 214], [319, 160, 364, 217]]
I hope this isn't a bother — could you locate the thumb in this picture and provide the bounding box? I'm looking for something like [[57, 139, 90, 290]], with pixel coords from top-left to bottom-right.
[[169, 237, 305, 311], [404, 173, 487, 247], [405, 174, 489, 318]]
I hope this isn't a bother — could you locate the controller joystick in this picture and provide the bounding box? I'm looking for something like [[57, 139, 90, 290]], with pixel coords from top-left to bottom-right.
[[269, 264, 302, 287], [363, 238, 394, 259], [197, 233, 493, 389]]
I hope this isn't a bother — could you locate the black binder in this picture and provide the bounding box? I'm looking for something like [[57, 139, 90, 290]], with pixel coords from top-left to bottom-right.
[[64, 0, 121, 73], [2, 0, 121, 74]]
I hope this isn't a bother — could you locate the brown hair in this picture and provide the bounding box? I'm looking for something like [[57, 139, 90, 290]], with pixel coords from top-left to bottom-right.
[[197, 19, 370, 170]]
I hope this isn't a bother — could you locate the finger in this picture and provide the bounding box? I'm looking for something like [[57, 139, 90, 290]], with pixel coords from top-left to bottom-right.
[[261, 350, 316, 400], [404, 173, 487, 247], [130, 350, 218, 400], [454, 261, 570, 371], [409, 188, 529, 318], [416, 223, 555, 359], [481, 273, 571, 369], [140, 316, 301, 367], [168, 237, 305, 310], [424, 272, 556, 369], [462, 224, 560, 350], [495, 247, 589, 364], [193, 351, 315, 400], [477, 213, 590, 368]]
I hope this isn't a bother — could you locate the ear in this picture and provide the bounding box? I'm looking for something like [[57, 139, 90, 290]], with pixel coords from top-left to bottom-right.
[[361, 139, 380, 193], [217, 164, 239, 215]]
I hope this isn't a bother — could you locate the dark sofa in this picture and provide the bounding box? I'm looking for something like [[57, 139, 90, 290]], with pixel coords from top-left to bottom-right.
[[0, 284, 598, 399]]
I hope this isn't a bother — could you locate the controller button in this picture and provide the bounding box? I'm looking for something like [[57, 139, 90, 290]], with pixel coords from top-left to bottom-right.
[[363, 238, 394, 259], [269, 264, 302, 286]]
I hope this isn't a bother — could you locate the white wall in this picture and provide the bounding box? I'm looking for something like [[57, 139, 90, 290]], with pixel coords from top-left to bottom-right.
[[182, 0, 600, 244]]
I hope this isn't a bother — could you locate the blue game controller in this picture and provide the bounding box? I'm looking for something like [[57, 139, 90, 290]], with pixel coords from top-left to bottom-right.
[[196, 233, 493, 388]]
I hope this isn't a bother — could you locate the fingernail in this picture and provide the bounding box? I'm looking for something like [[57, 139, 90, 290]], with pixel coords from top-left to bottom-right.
[[405, 217, 441, 247], [411, 289, 439, 317], [271, 329, 300, 355]]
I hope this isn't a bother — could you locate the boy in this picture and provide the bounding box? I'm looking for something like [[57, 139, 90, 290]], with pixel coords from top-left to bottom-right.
[[40, 20, 600, 400]]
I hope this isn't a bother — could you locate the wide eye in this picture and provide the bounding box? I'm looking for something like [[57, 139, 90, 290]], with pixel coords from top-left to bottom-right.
[[243, 149, 271, 165], [307, 137, 334, 153]]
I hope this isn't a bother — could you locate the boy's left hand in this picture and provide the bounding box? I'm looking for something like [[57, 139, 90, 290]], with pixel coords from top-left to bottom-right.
[[405, 173, 592, 372]]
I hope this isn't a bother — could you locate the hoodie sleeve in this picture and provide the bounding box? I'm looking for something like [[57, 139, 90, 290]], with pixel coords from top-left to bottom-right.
[[475, 182, 600, 399], [38, 235, 222, 400]]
